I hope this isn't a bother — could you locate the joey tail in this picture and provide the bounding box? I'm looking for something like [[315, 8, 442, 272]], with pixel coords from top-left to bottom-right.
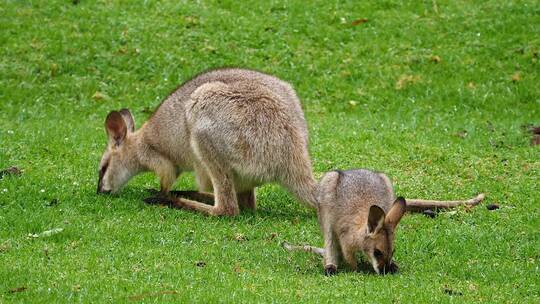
[[281, 242, 325, 257], [405, 193, 485, 212]]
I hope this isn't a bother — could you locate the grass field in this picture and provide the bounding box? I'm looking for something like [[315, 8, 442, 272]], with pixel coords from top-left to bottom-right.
[[1, 0, 539, 302]]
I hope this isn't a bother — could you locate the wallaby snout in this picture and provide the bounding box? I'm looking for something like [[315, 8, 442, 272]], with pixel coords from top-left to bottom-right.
[[96, 188, 111, 195]]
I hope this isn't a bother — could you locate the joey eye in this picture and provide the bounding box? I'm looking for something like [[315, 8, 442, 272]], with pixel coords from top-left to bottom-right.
[[374, 249, 384, 259]]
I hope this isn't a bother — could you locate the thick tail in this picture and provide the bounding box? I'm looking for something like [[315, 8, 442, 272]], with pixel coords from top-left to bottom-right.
[[405, 193, 485, 212], [287, 176, 319, 209], [281, 241, 325, 257]]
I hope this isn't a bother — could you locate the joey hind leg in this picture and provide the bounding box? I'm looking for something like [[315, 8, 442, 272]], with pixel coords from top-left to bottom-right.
[[319, 214, 340, 275], [323, 234, 341, 276]]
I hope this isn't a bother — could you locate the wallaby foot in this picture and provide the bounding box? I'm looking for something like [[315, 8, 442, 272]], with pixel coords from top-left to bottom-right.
[[174, 196, 238, 216], [143, 190, 232, 215], [145, 189, 215, 205], [171, 190, 215, 205]]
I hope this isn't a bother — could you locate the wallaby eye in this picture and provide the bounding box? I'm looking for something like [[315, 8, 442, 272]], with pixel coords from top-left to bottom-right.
[[374, 249, 383, 259]]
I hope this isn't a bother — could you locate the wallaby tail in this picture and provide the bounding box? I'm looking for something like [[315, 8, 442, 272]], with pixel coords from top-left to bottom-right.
[[286, 176, 319, 209], [281, 241, 325, 257], [405, 193, 485, 212]]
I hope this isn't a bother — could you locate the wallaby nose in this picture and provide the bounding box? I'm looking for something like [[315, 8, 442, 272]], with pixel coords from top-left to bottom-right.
[[96, 187, 111, 195]]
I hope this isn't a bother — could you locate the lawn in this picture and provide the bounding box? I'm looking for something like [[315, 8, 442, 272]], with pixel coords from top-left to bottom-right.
[[1, 0, 539, 302]]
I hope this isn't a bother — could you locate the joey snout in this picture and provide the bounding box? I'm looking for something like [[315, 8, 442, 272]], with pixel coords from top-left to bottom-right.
[[97, 188, 112, 195], [377, 260, 399, 275]]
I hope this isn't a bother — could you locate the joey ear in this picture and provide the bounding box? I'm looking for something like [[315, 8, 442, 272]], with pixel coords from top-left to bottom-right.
[[119, 108, 135, 133], [385, 197, 407, 230], [367, 205, 386, 234], [105, 111, 127, 146]]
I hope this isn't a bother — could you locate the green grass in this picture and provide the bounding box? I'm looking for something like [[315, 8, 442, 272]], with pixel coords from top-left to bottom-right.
[[1, 0, 539, 302]]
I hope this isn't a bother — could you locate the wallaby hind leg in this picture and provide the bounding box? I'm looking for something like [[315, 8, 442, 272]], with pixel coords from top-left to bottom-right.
[[171, 133, 240, 216], [169, 190, 215, 205], [174, 189, 254, 210], [167, 167, 239, 216], [237, 190, 256, 210]]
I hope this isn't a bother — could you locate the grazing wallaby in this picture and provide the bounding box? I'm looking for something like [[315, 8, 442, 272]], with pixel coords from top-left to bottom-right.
[[283, 169, 485, 275], [97, 68, 318, 215]]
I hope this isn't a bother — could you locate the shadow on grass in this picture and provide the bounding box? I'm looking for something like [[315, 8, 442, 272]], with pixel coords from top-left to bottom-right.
[[92, 187, 315, 222]]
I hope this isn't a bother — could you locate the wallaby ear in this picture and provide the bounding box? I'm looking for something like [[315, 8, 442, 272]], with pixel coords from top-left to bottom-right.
[[385, 197, 407, 230], [105, 111, 127, 146], [367, 205, 386, 234], [119, 108, 135, 133]]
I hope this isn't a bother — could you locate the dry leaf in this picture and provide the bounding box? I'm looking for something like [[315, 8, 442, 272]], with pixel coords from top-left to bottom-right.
[[430, 55, 441, 63], [0, 166, 22, 179], [511, 72, 521, 82], [233, 263, 243, 273], [234, 233, 247, 242], [50, 63, 58, 77], [395, 74, 421, 90], [8, 286, 27, 293], [92, 91, 108, 101], [128, 290, 178, 301], [351, 18, 368, 26], [467, 82, 476, 89], [454, 130, 468, 138], [39, 228, 63, 237]]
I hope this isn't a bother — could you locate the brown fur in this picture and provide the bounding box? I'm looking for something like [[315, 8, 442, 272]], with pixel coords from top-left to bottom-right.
[[98, 68, 485, 274], [97, 68, 317, 215], [283, 169, 484, 275]]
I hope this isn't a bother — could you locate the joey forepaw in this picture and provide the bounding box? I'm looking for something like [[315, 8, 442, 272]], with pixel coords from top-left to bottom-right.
[[324, 264, 337, 276]]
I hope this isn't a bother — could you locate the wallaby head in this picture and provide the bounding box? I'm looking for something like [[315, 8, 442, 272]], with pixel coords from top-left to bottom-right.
[[358, 197, 406, 274], [97, 109, 141, 194]]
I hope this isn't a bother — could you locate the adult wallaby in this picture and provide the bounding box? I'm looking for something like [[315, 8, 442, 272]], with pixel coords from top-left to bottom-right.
[[97, 68, 318, 215], [283, 169, 485, 275]]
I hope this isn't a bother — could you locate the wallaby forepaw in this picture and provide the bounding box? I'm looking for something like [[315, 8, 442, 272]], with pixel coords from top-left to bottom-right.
[[388, 261, 399, 274], [324, 265, 337, 276]]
